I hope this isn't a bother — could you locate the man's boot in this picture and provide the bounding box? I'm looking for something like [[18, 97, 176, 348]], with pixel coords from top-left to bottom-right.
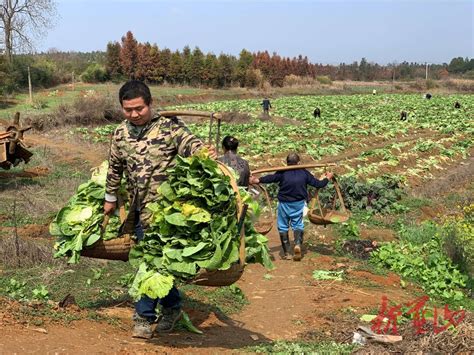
[[279, 231, 291, 260], [132, 313, 154, 339], [155, 307, 183, 333], [293, 230, 304, 261]]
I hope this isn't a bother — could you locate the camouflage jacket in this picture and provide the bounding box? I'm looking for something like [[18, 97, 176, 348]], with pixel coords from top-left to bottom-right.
[[106, 114, 203, 228]]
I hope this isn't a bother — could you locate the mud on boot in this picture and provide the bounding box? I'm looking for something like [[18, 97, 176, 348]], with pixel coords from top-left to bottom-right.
[[279, 231, 292, 260], [132, 313, 154, 339], [293, 230, 304, 261], [155, 307, 183, 333]]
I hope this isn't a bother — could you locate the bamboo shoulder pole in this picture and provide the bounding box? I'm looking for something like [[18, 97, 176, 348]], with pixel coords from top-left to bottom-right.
[[252, 163, 336, 175], [158, 110, 222, 120]]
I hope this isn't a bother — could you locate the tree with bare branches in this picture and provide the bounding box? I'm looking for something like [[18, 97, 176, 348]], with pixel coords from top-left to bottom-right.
[[0, 0, 57, 62]]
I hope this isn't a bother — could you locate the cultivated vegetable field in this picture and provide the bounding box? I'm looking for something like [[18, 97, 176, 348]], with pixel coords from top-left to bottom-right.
[[84, 94, 472, 182], [1, 90, 473, 354], [178, 94, 473, 181]]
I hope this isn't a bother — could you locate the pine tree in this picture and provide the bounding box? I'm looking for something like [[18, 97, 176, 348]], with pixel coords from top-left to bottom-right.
[[120, 31, 138, 79], [235, 49, 253, 87], [217, 53, 235, 87], [254, 51, 272, 80], [203, 53, 218, 87], [105, 41, 122, 80], [136, 42, 153, 81], [182, 46, 192, 84], [190, 47, 205, 85], [169, 50, 184, 84], [149, 45, 165, 83]]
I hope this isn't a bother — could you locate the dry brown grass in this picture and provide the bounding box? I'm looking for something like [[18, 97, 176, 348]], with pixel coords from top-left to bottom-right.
[[0, 142, 91, 229], [266, 79, 474, 96], [442, 79, 474, 93], [20, 180, 77, 217], [0, 234, 56, 267], [368, 312, 474, 354], [283, 74, 319, 87], [1, 168, 87, 225], [24, 94, 122, 131]]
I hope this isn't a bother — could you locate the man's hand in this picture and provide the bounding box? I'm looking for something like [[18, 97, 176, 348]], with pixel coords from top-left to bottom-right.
[[204, 144, 218, 159], [104, 201, 117, 215], [320, 172, 334, 181], [320, 172, 334, 180], [249, 175, 260, 185]]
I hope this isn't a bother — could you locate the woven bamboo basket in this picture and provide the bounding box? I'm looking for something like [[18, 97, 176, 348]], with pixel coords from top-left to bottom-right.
[[81, 196, 134, 261], [250, 184, 273, 235], [82, 161, 247, 287], [81, 234, 135, 261], [308, 178, 351, 225]]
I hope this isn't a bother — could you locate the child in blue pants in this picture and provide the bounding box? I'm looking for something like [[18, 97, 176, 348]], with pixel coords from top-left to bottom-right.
[[251, 153, 333, 261]]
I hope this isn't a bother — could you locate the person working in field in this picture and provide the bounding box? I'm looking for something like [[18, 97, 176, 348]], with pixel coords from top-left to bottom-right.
[[218, 135, 250, 187], [313, 107, 321, 118], [104, 80, 216, 339], [261, 97, 272, 116], [250, 153, 333, 261]]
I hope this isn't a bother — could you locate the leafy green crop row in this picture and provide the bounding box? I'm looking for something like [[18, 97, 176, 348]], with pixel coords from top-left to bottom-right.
[[317, 175, 405, 213], [371, 236, 468, 301]]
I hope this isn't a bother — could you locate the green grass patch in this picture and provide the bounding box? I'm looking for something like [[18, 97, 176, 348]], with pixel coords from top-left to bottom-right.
[[444, 190, 473, 210], [349, 211, 388, 228], [180, 284, 248, 316], [242, 340, 356, 354], [0, 260, 134, 308], [441, 294, 474, 313], [8, 301, 82, 324], [398, 221, 441, 245], [0, 297, 121, 326], [351, 260, 389, 276], [397, 197, 433, 211]]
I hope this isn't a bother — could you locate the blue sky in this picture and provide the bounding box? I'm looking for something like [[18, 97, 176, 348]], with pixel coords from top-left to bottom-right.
[[40, 0, 473, 64]]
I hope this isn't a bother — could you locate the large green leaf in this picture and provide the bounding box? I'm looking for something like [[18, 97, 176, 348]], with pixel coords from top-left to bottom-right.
[[166, 261, 197, 276], [158, 182, 176, 201], [165, 213, 187, 226], [85, 233, 101, 247], [182, 242, 208, 257]]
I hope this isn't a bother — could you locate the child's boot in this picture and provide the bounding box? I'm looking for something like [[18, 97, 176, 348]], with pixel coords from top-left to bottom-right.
[[279, 231, 291, 260], [293, 230, 304, 261]]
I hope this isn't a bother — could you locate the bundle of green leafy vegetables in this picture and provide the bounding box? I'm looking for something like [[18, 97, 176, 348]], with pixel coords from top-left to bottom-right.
[[50, 154, 273, 299], [50, 162, 126, 263], [129, 152, 273, 300]]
